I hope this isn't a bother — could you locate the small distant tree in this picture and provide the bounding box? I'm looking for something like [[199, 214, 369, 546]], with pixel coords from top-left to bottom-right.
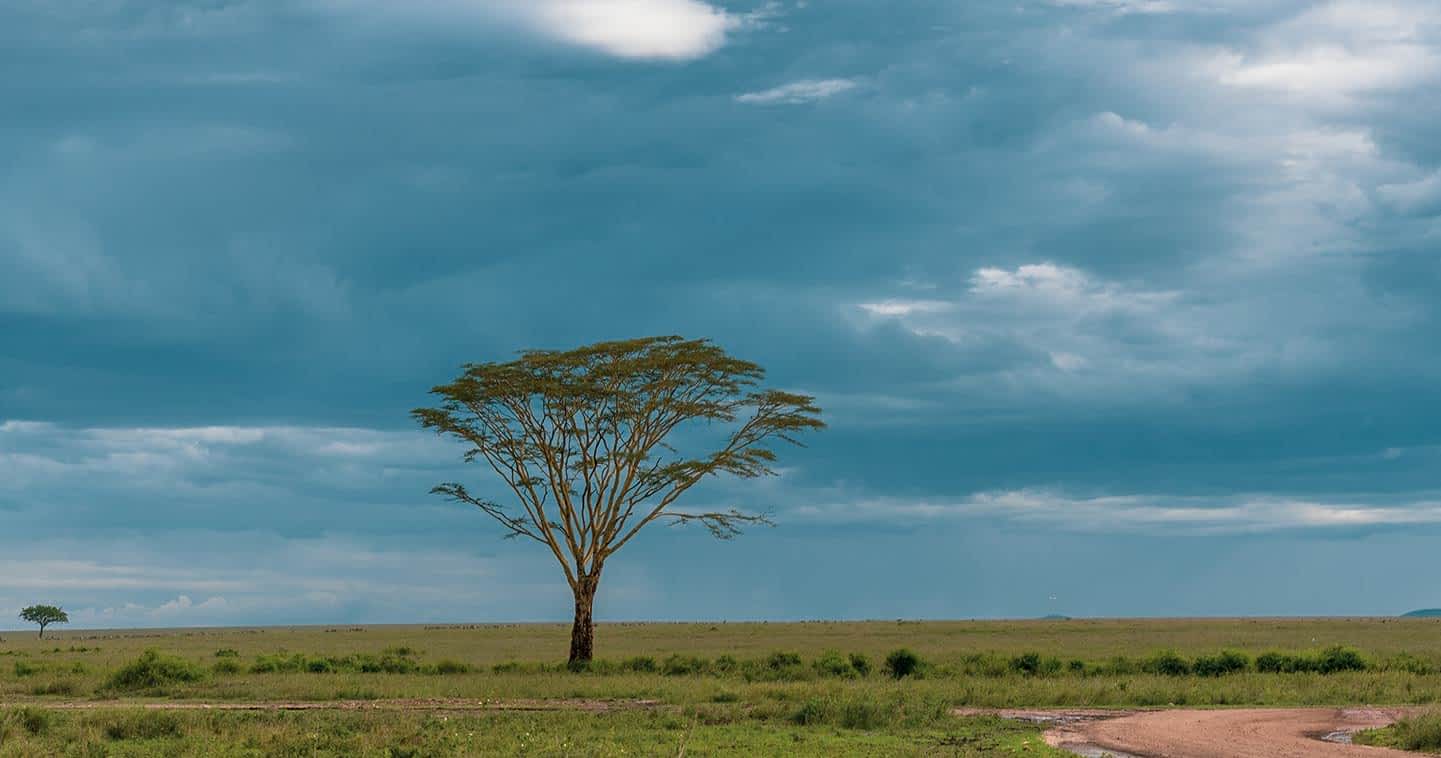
[[414, 336, 824, 663], [20, 605, 68, 639]]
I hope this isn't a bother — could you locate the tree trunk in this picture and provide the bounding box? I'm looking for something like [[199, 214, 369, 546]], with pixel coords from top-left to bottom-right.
[[37, 624, 45, 640], [568, 576, 598, 664]]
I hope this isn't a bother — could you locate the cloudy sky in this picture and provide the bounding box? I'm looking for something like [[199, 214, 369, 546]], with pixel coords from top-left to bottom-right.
[[3, 0, 1441, 629]]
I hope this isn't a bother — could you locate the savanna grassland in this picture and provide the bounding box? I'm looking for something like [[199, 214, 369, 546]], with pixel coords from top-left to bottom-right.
[[3, 617, 1441, 756]]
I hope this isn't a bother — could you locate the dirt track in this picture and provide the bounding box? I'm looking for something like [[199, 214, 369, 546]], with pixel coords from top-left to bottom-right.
[[959, 707, 1418, 757]]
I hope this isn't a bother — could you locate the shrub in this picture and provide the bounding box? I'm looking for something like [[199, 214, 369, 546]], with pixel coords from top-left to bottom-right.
[[13, 661, 38, 678], [426, 660, 472, 675], [30, 680, 78, 696], [1009, 653, 1061, 676], [714, 654, 739, 673], [1067, 659, 1088, 675], [1142, 650, 1191, 677], [214, 649, 240, 658], [848, 653, 872, 677], [1318, 646, 1367, 674], [792, 698, 828, 725], [813, 650, 855, 678], [661, 654, 709, 676], [1193, 650, 1251, 677], [1378, 711, 1441, 751], [13, 707, 50, 736], [622, 656, 658, 673], [382, 646, 420, 657], [765, 651, 803, 670], [839, 697, 888, 729], [1256, 651, 1303, 673], [212, 660, 242, 675], [106, 650, 205, 692], [102, 711, 184, 741], [884, 648, 922, 679]]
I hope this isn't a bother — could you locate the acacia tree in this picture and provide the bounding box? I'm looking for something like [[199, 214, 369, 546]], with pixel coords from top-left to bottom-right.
[[413, 336, 824, 663], [20, 605, 68, 639]]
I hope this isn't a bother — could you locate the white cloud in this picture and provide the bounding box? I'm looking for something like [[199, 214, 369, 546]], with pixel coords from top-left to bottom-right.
[[857, 299, 951, 317], [526, 0, 734, 60], [322, 0, 737, 61], [791, 488, 1441, 535], [736, 78, 858, 105]]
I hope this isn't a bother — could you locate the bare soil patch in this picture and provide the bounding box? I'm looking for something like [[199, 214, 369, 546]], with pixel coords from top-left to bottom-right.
[[958, 706, 1420, 757]]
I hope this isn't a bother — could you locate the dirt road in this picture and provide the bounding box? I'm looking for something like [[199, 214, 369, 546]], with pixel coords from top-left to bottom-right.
[[961, 707, 1418, 757]]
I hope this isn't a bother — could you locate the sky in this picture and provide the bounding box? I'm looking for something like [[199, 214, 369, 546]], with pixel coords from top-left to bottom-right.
[[3, 0, 1441, 629]]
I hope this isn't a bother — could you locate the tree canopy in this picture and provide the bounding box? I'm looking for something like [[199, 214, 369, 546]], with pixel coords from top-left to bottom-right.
[[413, 336, 824, 661], [20, 605, 68, 639]]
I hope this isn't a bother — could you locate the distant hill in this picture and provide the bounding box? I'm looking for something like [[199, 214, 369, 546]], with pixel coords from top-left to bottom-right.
[[1038, 614, 1072, 621], [1402, 609, 1441, 618]]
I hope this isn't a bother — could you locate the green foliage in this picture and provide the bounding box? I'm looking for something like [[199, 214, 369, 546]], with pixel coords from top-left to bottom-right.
[[884, 648, 923, 679], [18, 605, 68, 637], [425, 660, 472, 675], [30, 680, 78, 696], [661, 654, 710, 676], [1253, 646, 1368, 674], [848, 653, 872, 677], [1357, 710, 1441, 751], [764, 651, 803, 670], [1008, 652, 1063, 676], [813, 649, 856, 678], [101, 711, 184, 741], [1317, 645, 1367, 674], [1192, 650, 1250, 677], [212, 659, 242, 675], [1142, 650, 1192, 676], [622, 656, 657, 673], [13, 661, 39, 677], [105, 650, 205, 692], [414, 337, 826, 663], [213, 649, 240, 658], [11, 707, 51, 736]]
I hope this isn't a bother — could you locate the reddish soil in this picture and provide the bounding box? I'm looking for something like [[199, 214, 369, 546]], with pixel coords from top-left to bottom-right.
[[957, 707, 1419, 757]]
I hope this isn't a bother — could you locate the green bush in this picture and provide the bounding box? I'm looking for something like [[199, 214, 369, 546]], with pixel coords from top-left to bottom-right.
[[1193, 650, 1251, 677], [13, 661, 38, 678], [765, 651, 803, 670], [1142, 650, 1191, 677], [848, 653, 872, 677], [1067, 659, 1088, 674], [212, 660, 242, 675], [661, 654, 710, 676], [1008, 652, 1060, 676], [12, 707, 51, 736], [214, 649, 240, 658], [622, 656, 658, 673], [714, 654, 739, 673], [884, 648, 922, 679], [813, 650, 855, 677], [102, 711, 184, 741], [1318, 646, 1367, 674], [425, 660, 472, 675], [1382, 711, 1441, 751], [792, 697, 828, 725], [106, 650, 205, 692], [30, 680, 78, 696]]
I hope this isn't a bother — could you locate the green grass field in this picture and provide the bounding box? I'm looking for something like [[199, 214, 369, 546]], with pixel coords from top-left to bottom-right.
[[3, 618, 1441, 755]]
